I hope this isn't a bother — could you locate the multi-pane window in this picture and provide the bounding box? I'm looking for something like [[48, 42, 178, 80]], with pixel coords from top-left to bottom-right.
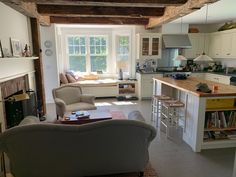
[[68, 36, 86, 72], [67, 35, 108, 73], [116, 36, 130, 74], [89, 36, 107, 72]]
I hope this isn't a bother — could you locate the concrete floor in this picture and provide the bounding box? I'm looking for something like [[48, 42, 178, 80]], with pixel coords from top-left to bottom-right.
[[45, 98, 235, 177]]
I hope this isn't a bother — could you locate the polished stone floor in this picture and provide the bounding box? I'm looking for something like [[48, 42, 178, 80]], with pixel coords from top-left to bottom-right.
[[45, 98, 235, 177]]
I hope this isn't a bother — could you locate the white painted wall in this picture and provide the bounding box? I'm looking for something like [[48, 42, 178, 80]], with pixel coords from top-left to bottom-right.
[[40, 25, 60, 103], [0, 2, 31, 57], [0, 2, 35, 131]]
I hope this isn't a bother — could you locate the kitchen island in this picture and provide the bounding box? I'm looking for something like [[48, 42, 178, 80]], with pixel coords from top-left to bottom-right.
[[153, 76, 236, 152]]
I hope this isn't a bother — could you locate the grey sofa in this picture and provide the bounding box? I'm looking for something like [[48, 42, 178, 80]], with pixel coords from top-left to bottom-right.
[[52, 85, 96, 118], [0, 115, 156, 177]]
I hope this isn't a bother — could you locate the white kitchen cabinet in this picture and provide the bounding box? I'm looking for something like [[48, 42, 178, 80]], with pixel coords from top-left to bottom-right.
[[209, 29, 236, 58], [191, 73, 206, 79], [136, 73, 162, 99], [209, 33, 221, 58], [136, 33, 162, 59], [205, 73, 230, 85], [191, 73, 230, 85], [183, 33, 209, 59]]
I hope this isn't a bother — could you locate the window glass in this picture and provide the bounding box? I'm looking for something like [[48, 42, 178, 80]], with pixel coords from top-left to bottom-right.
[[67, 35, 108, 73], [68, 36, 86, 72], [117, 36, 130, 74], [90, 36, 107, 72]]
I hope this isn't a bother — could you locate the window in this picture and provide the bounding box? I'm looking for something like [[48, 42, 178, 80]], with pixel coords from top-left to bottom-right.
[[89, 36, 107, 72], [67, 35, 108, 73], [68, 36, 86, 72], [116, 35, 130, 75]]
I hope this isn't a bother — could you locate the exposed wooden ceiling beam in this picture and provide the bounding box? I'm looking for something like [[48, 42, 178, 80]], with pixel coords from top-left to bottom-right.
[[0, 0, 50, 26], [26, 0, 188, 7], [37, 5, 165, 18], [146, 0, 219, 29], [50, 16, 149, 25]]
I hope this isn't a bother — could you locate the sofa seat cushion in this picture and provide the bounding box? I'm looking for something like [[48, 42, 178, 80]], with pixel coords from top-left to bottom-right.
[[66, 102, 96, 112]]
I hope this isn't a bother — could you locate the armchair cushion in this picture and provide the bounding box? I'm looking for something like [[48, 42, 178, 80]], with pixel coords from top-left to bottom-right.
[[66, 102, 96, 112], [80, 94, 95, 104]]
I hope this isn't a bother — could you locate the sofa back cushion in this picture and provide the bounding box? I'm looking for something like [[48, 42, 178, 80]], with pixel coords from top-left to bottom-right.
[[0, 120, 156, 177]]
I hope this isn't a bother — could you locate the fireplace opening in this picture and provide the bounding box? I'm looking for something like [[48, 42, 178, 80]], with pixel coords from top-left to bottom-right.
[[4, 90, 38, 129]]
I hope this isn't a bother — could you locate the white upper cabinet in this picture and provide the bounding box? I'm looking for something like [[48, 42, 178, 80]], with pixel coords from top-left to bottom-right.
[[209, 33, 221, 58], [183, 33, 209, 59], [209, 29, 236, 58], [136, 33, 162, 59]]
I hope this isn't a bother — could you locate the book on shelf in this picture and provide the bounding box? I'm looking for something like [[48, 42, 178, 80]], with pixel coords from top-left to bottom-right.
[[222, 130, 236, 139], [205, 111, 236, 129]]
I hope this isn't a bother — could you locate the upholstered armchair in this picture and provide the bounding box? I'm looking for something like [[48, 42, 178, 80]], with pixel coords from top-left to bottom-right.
[[52, 85, 96, 118]]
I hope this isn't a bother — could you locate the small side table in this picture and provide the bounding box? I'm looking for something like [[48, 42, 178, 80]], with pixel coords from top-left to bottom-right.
[[0, 123, 6, 177]]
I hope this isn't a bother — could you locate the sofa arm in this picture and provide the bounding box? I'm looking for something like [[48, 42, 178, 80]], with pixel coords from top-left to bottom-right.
[[80, 94, 95, 104], [128, 111, 145, 122]]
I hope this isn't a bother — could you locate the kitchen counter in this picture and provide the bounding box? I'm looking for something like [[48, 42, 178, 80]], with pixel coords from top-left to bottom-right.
[[153, 76, 236, 152], [137, 70, 236, 77], [153, 76, 236, 97]]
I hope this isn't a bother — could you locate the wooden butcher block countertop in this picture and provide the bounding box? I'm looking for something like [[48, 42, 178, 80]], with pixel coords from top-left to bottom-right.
[[153, 76, 236, 97]]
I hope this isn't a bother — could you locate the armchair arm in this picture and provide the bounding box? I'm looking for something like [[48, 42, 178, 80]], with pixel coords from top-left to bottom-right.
[[80, 94, 95, 105], [54, 98, 66, 117]]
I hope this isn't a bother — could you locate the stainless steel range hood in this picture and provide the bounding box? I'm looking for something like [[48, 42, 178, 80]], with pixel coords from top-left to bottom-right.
[[162, 34, 192, 49]]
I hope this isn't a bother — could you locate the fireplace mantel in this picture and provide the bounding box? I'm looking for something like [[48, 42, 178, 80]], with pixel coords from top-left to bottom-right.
[[0, 57, 38, 61]]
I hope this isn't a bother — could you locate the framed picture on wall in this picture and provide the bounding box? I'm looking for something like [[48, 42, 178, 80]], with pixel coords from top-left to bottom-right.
[[0, 40, 3, 58], [10, 38, 21, 57]]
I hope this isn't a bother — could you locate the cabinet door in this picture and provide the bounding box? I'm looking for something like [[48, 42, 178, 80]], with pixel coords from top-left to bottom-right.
[[141, 37, 150, 57], [191, 73, 205, 79], [221, 33, 232, 58], [230, 32, 236, 57], [209, 34, 221, 58], [183, 34, 209, 59], [137, 33, 161, 59], [150, 37, 160, 56]]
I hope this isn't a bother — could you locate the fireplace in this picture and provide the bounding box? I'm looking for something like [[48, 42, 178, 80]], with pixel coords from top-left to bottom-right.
[[0, 75, 38, 129], [4, 90, 37, 128]]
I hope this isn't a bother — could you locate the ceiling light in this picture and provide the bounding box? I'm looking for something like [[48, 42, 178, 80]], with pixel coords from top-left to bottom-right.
[[194, 4, 213, 62]]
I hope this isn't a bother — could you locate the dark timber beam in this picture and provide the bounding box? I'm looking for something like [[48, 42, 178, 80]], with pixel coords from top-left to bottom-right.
[[30, 18, 47, 115], [146, 0, 219, 28], [0, 0, 50, 25], [50, 16, 149, 25], [25, 0, 188, 7], [37, 5, 165, 18]]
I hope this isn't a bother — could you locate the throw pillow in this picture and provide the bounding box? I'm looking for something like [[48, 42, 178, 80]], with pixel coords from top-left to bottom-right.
[[66, 74, 77, 83], [60, 73, 68, 84]]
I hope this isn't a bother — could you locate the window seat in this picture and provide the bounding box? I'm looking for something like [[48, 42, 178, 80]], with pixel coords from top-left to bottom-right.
[[66, 79, 119, 98]]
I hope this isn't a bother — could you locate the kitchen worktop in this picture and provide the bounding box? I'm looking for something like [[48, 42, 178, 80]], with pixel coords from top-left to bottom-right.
[[137, 70, 236, 77], [153, 76, 236, 97]]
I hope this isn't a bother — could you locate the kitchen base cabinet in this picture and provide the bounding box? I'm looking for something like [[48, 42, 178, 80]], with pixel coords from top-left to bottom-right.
[[153, 77, 236, 152], [191, 73, 231, 85], [136, 73, 162, 100]]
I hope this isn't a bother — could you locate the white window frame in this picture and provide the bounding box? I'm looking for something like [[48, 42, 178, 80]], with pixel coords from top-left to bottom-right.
[[65, 34, 109, 74], [57, 25, 135, 78]]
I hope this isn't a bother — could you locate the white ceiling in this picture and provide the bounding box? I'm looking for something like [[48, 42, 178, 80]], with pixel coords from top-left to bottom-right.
[[172, 0, 236, 24]]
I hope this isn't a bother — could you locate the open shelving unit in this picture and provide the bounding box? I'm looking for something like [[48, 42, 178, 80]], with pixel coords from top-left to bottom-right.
[[203, 98, 236, 149]]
